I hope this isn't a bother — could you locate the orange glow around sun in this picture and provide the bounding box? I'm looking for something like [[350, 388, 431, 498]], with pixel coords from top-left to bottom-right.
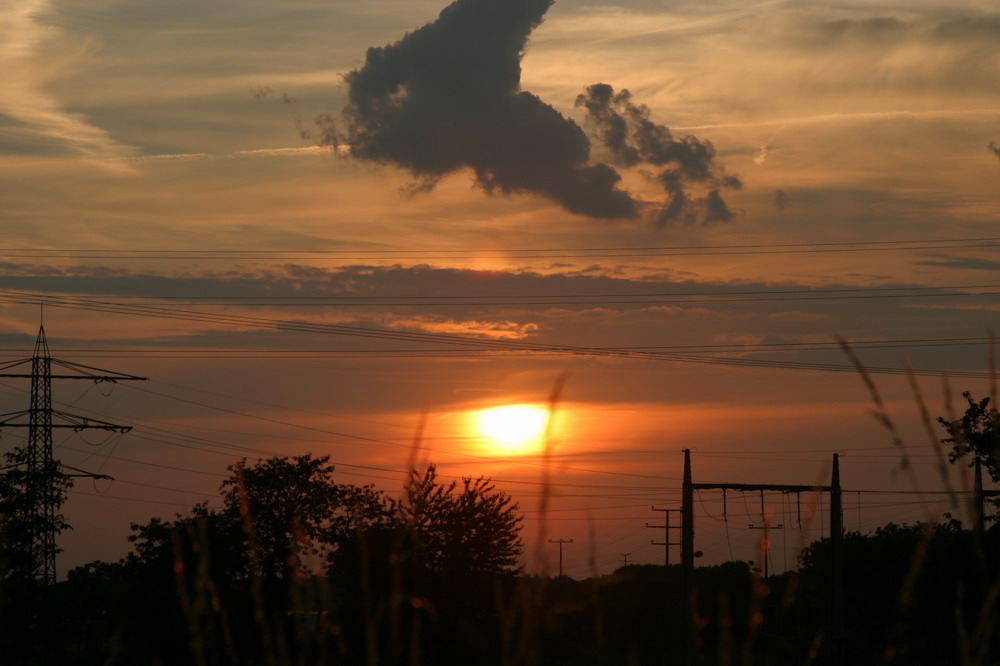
[[475, 404, 550, 455]]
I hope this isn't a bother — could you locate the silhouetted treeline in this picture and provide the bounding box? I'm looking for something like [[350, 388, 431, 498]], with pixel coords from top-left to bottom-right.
[[3, 523, 997, 665], [1, 454, 998, 665]]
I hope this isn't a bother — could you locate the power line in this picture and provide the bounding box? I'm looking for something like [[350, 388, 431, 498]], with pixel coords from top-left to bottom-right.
[[9, 370, 976, 487], [0, 335, 990, 359], [0, 290, 991, 377], [2, 235, 1000, 260], [3, 373, 685, 489], [4, 286, 1000, 308]]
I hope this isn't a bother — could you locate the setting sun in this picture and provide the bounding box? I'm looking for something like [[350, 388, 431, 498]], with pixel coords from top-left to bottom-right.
[[476, 405, 549, 454]]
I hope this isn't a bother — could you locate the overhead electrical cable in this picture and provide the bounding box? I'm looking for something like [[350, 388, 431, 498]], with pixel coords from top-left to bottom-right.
[[3, 235, 1000, 260], [3, 285, 1000, 309], [0, 335, 991, 359], [0, 290, 989, 377]]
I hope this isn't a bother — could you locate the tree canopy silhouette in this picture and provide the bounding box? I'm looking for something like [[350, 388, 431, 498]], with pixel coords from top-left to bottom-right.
[[124, 455, 523, 583], [108, 454, 525, 665], [219, 455, 392, 578], [401, 464, 522, 577], [0, 445, 72, 583], [938, 391, 1000, 485]]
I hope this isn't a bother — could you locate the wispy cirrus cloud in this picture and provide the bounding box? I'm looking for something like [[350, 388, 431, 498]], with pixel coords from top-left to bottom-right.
[[1, 0, 137, 167], [674, 108, 1000, 132], [123, 146, 334, 163]]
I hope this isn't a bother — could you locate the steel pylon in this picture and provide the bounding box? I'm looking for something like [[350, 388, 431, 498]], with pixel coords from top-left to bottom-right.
[[0, 326, 147, 584]]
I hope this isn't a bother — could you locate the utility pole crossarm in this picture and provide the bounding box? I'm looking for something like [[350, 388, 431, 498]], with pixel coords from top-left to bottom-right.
[[0, 409, 133, 432], [0, 368, 146, 383], [0, 374, 147, 380], [60, 463, 113, 481], [0, 358, 32, 374], [50, 359, 147, 382], [691, 482, 832, 493]]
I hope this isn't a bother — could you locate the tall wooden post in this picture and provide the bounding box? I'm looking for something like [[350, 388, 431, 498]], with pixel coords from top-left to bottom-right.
[[830, 454, 844, 666], [974, 459, 985, 536], [682, 449, 694, 666]]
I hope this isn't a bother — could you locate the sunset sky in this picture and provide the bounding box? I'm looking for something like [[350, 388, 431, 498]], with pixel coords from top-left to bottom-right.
[[3, 0, 1000, 578]]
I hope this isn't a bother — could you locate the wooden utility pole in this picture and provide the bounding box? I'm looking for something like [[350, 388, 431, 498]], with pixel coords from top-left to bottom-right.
[[647, 507, 680, 566], [830, 453, 843, 666], [972, 460, 1000, 534], [682, 449, 694, 666], [975, 459, 984, 535], [747, 490, 783, 578], [548, 538, 573, 578]]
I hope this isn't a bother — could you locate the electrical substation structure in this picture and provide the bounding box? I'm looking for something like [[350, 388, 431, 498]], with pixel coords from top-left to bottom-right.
[[0, 326, 147, 585], [679, 448, 845, 666]]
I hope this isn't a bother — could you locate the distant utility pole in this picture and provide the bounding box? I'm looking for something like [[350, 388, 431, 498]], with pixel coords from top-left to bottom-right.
[[0, 325, 147, 584], [972, 460, 1000, 535], [548, 538, 573, 578], [747, 490, 783, 579], [619, 552, 631, 567], [647, 507, 680, 566]]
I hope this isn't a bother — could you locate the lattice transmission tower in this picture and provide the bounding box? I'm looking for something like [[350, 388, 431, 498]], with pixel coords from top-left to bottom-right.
[[0, 325, 146, 584]]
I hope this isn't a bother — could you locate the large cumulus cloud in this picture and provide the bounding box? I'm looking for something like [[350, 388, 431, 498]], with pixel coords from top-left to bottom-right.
[[330, 0, 737, 225], [575, 83, 742, 226]]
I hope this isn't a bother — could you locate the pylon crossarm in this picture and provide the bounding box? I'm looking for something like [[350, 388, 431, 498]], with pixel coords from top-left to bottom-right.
[[60, 463, 113, 480], [0, 409, 134, 432], [0, 373, 139, 379], [51, 409, 133, 432], [50, 359, 147, 381], [0, 358, 33, 373], [0, 409, 32, 422]]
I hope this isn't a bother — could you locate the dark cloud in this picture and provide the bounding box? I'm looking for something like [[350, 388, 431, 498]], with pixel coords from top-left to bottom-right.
[[704, 190, 735, 224], [809, 13, 1000, 45], [918, 255, 1000, 271], [331, 0, 737, 225], [774, 189, 788, 210], [250, 86, 272, 100], [932, 14, 1000, 40], [1, 263, 993, 377], [253, 88, 312, 140], [333, 0, 635, 220], [575, 83, 741, 226], [817, 17, 905, 41]]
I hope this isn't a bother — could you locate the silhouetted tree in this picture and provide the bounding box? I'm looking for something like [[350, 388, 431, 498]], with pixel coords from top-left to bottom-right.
[[105, 455, 391, 665], [798, 522, 1000, 665], [79, 455, 526, 665], [327, 464, 523, 666], [938, 391, 1000, 485], [0, 445, 73, 582], [0, 446, 75, 665], [401, 464, 522, 577], [219, 454, 393, 579]]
